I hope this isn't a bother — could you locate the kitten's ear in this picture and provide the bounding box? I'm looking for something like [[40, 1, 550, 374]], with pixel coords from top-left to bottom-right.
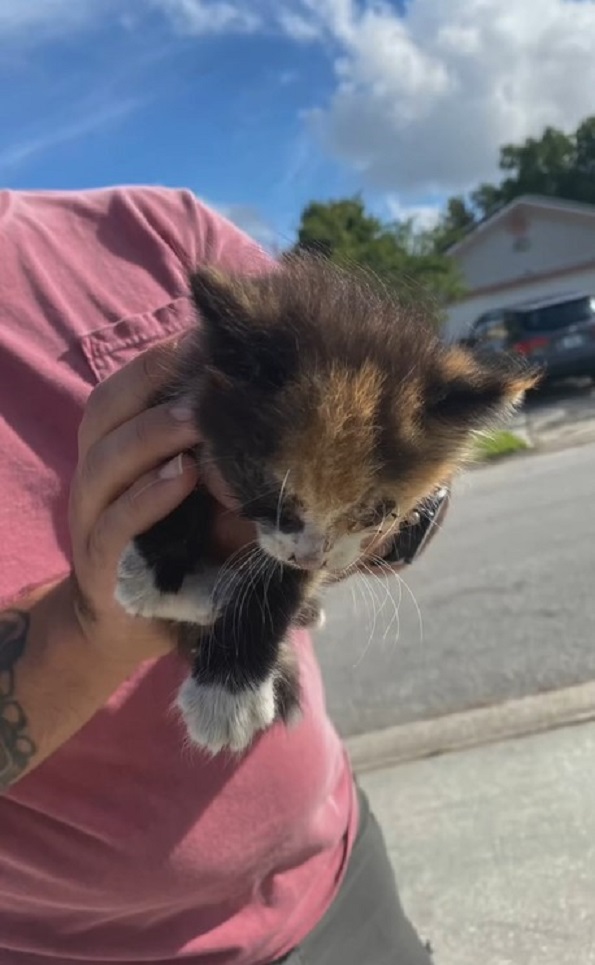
[[191, 267, 256, 326], [427, 346, 540, 430], [190, 267, 261, 382], [190, 266, 295, 389]]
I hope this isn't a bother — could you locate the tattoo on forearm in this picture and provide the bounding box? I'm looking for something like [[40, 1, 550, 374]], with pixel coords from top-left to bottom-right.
[[0, 610, 36, 789]]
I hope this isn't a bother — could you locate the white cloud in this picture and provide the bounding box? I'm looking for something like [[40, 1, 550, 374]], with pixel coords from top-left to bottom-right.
[[0, 0, 263, 41], [216, 203, 279, 250], [385, 197, 442, 232], [276, 10, 322, 42], [151, 0, 260, 35], [305, 0, 595, 198], [0, 0, 102, 39], [150, 0, 595, 201], [148, 0, 347, 41], [2, 0, 594, 206]]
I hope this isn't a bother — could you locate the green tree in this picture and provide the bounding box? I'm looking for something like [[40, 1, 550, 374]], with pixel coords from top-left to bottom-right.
[[469, 182, 504, 220], [567, 116, 595, 202], [496, 125, 576, 205], [294, 197, 465, 310], [435, 115, 595, 250], [431, 196, 476, 253]]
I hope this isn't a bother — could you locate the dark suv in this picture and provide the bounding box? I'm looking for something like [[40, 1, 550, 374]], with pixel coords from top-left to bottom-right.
[[462, 291, 595, 381]]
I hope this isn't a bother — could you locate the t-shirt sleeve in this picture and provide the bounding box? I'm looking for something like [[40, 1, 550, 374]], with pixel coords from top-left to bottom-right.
[[95, 186, 277, 280], [186, 194, 277, 276]]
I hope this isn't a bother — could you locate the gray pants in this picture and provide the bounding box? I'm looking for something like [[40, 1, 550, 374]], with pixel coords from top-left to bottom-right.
[[277, 787, 433, 965]]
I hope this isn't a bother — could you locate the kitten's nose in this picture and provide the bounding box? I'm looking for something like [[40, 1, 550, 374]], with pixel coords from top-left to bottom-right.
[[290, 538, 328, 570], [290, 551, 326, 571]]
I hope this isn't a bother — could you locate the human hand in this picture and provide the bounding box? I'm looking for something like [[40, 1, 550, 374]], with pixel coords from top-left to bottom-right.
[[67, 336, 254, 667]]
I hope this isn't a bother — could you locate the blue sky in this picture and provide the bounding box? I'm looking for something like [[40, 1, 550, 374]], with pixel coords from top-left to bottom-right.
[[0, 1, 387, 247], [0, 0, 592, 250]]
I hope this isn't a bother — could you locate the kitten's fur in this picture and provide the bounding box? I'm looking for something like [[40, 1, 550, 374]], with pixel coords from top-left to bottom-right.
[[116, 255, 538, 754]]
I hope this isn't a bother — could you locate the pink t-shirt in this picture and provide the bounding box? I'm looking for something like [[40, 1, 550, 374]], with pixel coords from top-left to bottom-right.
[[0, 187, 357, 964]]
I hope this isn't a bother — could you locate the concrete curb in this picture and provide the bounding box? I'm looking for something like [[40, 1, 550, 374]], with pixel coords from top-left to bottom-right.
[[345, 681, 595, 774]]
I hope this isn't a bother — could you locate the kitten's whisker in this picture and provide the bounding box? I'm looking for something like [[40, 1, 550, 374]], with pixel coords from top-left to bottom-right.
[[212, 542, 259, 600], [230, 549, 266, 648], [229, 562, 254, 651], [368, 554, 423, 634], [348, 580, 358, 621], [250, 552, 272, 633], [354, 560, 385, 662], [215, 546, 262, 649], [245, 551, 276, 638], [262, 556, 277, 630], [395, 570, 424, 646], [352, 567, 382, 668], [364, 556, 403, 652], [348, 575, 370, 655], [376, 562, 403, 651], [276, 469, 291, 532]]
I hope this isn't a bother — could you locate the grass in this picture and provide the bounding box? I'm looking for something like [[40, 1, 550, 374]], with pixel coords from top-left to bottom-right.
[[472, 429, 530, 462]]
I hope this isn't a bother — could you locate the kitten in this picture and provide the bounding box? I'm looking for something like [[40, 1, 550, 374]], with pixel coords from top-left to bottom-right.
[[115, 255, 538, 754]]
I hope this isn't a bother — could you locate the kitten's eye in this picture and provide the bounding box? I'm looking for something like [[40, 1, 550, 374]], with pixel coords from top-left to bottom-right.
[[277, 511, 304, 534], [243, 490, 304, 533], [252, 506, 304, 534], [359, 500, 397, 529]]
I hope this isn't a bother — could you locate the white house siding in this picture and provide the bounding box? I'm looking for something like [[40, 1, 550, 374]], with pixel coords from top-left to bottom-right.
[[444, 265, 595, 342], [455, 210, 595, 293]]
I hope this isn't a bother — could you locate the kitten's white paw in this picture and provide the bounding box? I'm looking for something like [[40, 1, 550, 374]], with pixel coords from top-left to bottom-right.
[[115, 542, 219, 625], [315, 608, 327, 631], [176, 675, 277, 755]]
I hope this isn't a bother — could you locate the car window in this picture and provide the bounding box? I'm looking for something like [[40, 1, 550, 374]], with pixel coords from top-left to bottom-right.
[[472, 312, 511, 349], [523, 297, 595, 332], [474, 311, 504, 333]]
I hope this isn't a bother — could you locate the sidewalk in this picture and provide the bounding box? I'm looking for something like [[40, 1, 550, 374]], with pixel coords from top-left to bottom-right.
[[513, 386, 595, 453], [358, 721, 595, 965]]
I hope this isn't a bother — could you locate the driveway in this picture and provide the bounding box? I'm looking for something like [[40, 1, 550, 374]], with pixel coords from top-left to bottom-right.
[[516, 378, 595, 450]]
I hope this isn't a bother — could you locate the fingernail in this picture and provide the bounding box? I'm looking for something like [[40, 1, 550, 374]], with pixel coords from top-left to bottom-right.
[[170, 400, 195, 422], [159, 454, 185, 479]]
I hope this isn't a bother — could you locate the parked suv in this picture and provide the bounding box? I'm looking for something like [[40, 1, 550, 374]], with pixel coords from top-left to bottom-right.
[[462, 291, 595, 381]]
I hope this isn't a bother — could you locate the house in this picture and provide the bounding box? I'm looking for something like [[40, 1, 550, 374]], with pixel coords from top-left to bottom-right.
[[444, 196, 595, 341]]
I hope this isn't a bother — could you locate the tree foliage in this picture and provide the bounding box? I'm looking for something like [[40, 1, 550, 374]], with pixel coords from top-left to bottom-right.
[[293, 197, 465, 310], [292, 116, 595, 312], [433, 116, 595, 250], [430, 196, 476, 254]]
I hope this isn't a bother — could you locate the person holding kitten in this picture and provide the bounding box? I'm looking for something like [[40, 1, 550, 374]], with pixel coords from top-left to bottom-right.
[[0, 186, 456, 964]]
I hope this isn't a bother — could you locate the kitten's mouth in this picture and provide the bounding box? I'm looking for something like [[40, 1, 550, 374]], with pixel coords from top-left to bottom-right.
[[265, 550, 327, 573], [287, 555, 327, 572], [262, 550, 327, 572], [256, 524, 331, 571]]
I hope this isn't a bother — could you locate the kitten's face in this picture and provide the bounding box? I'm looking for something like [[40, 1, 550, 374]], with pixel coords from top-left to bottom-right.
[[187, 257, 539, 574], [247, 362, 436, 573], [254, 491, 400, 573]]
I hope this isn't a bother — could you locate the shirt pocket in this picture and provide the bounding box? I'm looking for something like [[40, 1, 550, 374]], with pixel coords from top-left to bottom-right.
[[78, 297, 193, 383]]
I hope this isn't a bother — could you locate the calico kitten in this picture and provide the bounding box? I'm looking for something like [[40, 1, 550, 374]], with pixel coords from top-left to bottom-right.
[[115, 255, 538, 754]]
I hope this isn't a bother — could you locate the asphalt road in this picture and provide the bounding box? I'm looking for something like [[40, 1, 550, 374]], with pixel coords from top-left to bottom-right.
[[318, 442, 595, 737]]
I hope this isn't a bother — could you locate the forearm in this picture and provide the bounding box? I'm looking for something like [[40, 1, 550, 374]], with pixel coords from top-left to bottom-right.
[[0, 579, 140, 791]]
